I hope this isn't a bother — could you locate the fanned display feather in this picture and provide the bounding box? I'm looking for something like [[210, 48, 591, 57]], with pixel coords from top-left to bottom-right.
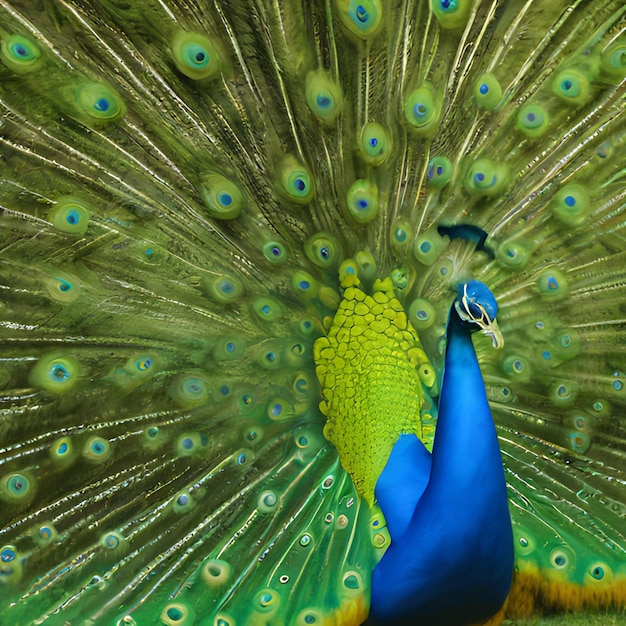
[[0, 0, 624, 624]]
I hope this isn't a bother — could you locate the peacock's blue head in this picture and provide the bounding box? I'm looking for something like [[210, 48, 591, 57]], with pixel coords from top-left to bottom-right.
[[455, 280, 504, 349]]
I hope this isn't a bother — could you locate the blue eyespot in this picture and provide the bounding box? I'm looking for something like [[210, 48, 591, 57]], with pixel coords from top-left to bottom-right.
[[262, 240, 288, 264], [175, 433, 202, 455], [172, 31, 221, 80], [182, 377, 206, 398], [316, 94, 331, 108], [294, 377, 308, 394], [49, 363, 71, 382], [57, 279, 73, 293], [259, 593, 273, 607], [356, 5, 369, 22], [394, 229, 407, 242], [557, 385, 569, 397], [6, 474, 31, 496], [341, 0, 381, 37], [516, 104, 549, 136], [472, 171, 497, 189], [440, 0, 458, 10], [37, 524, 56, 543], [246, 430, 258, 442], [50, 437, 73, 460], [343, 572, 362, 589], [66, 210, 80, 224], [135, 358, 152, 371], [219, 280, 234, 294], [1, 546, 16, 562], [167, 606, 183, 620], [102, 533, 121, 549], [218, 192, 232, 206], [282, 161, 314, 202], [83, 436, 111, 462], [3, 35, 42, 72], [182, 43, 210, 68], [94, 97, 110, 112], [92, 441, 105, 454], [12, 44, 28, 57], [306, 72, 341, 121]]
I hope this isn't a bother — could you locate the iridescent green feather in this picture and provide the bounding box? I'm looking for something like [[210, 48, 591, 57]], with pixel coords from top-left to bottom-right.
[[0, 0, 625, 624]]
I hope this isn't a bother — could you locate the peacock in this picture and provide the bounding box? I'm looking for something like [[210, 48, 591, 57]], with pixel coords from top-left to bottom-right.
[[0, 0, 624, 624]]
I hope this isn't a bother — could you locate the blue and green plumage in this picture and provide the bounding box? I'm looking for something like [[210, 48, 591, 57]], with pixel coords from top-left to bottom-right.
[[0, 1, 625, 625]]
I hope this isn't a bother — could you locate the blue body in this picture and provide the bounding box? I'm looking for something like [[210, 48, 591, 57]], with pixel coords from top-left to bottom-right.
[[370, 293, 514, 625]]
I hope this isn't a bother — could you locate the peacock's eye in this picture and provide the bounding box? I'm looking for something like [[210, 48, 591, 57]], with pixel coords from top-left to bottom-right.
[[346, 179, 379, 222], [337, 0, 382, 37], [404, 85, 440, 134], [263, 240, 288, 263], [75, 81, 126, 124], [431, 0, 470, 28], [306, 71, 341, 122], [516, 103, 549, 137], [281, 160, 314, 204], [305, 232, 340, 268], [1, 34, 42, 72], [171, 31, 221, 80]]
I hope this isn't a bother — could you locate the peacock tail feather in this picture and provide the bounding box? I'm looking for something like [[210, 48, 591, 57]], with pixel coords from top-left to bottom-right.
[[0, 0, 624, 624]]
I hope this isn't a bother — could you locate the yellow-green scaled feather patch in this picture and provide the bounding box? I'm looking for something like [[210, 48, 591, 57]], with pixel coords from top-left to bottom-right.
[[314, 275, 435, 504]]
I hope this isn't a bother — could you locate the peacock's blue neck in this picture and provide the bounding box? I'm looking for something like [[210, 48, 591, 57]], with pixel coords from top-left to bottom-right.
[[370, 303, 514, 625], [429, 308, 503, 491]]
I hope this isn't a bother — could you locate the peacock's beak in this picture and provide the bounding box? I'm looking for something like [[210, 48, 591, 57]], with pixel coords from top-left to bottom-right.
[[481, 317, 504, 350]]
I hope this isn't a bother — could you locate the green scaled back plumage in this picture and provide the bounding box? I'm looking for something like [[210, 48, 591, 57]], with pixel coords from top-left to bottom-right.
[[0, 0, 624, 624]]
